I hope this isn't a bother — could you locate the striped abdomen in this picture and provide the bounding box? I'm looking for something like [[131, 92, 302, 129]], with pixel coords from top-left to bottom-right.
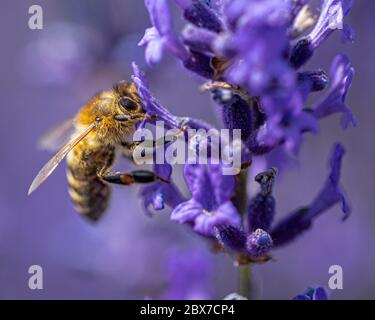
[[66, 142, 116, 221]]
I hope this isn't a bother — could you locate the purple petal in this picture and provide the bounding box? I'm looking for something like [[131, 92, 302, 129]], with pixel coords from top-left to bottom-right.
[[141, 0, 189, 65], [307, 143, 351, 221], [184, 164, 235, 210], [341, 23, 355, 43], [155, 163, 172, 180], [307, 0, 354, 48], [145, 0, 173, 36], [142, 33, 164, 65], [207, 164, 236, 204], [313, 54, 357, 129], [271, 207, 312, 247], [181, 24, 217, 53], [193, 201, 241, 236], [132, 62, 182, 129], [171, 199, 202, 224], [184, 164, 211, 204], [292, 294, 311, 300], [313, 287, 328, 300], [292, 286, 328, 300], [140, 181, 185, 216]]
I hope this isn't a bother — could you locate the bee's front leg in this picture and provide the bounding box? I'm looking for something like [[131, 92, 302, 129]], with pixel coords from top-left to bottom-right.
[[99, 170, 170, 186], [121, 131, 185, 162]]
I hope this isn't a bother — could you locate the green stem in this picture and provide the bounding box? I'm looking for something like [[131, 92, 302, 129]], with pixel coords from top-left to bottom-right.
[[239, 264, 250, 298], [233, 169, 250, 299], [233, 169, 248, 216]]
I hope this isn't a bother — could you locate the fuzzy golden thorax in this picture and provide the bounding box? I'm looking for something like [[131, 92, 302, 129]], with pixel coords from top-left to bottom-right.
[[75, 81, 144, 146]]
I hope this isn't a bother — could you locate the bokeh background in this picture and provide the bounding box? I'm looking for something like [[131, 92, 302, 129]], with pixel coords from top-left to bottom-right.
[[0, 0, 374, 299]]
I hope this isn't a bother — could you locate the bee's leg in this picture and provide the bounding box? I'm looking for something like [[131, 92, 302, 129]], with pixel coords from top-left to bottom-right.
[[99, 170, 170, 186], [121, 128, 187, 162]]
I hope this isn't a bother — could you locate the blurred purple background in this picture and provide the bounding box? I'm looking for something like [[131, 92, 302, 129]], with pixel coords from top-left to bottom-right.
[[0, 0, 374, 299]]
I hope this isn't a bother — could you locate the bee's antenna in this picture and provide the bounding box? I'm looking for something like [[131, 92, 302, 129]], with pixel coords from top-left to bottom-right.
[[129, 113, 156, 120]]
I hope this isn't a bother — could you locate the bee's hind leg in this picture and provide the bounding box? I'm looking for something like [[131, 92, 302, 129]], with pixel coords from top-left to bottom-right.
[[99, 170, 170, 186]]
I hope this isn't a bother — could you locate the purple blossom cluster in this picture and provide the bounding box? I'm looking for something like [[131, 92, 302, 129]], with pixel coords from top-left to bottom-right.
[[134, 0, 356, 299]]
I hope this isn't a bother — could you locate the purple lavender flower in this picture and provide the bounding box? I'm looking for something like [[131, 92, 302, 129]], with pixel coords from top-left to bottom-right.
[[307, 0, 354, 49], [141, 0, 217, 77], [135, 0, 356, 299], [307, 143, 351, 221], [290, 0, 354, 68], [181, 24, 217, 54], [140, 164, 185, 215], [256, 90, 319, 154], [217, 0, 295, 96], [139, 0, 189, 66], [271, 143, 351, 246], [171, 164, 241, 236], [218, 143, 350, 254], [292, 287, 328, 300], [313, 54, 357, 128]]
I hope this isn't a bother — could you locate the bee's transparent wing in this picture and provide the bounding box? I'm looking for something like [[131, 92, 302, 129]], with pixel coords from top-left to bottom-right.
[[38, 118, 76, 152], [28, 122, 97, 195]]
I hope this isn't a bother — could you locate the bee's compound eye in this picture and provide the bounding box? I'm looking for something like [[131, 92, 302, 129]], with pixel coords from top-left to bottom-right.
[[119, 97, 138, 111]]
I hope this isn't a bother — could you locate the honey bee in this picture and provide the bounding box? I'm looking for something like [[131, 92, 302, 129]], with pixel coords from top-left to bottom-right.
[[28, 81, 168, 221]]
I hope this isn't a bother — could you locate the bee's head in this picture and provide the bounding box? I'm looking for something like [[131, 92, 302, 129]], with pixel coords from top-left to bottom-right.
[[77, 81, 151, 145]]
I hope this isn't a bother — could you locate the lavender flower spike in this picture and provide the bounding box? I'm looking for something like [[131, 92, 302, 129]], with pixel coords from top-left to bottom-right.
[[313, 54, 357, 129], [171, 164, 241, 237], [139, 0, 189, 66]]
